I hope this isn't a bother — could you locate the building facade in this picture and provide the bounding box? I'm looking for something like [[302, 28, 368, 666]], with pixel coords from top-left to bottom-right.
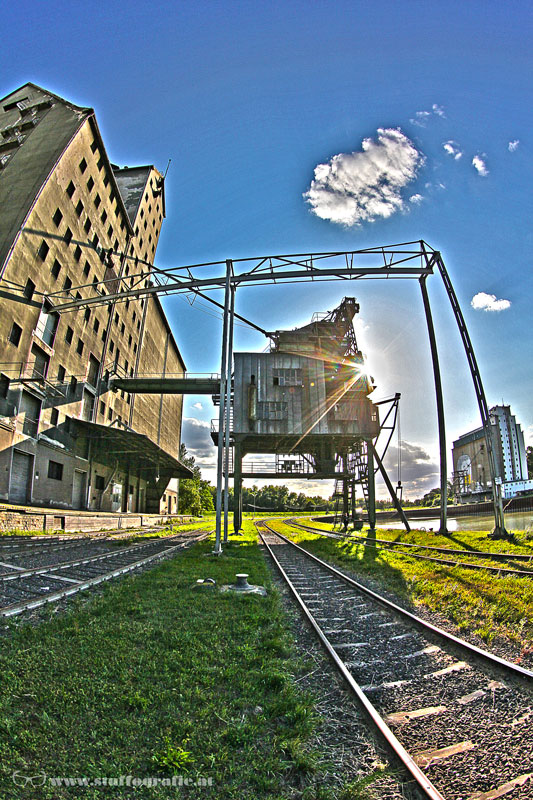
[[452, 405, 533, 501], [0, 83, 190, 512]]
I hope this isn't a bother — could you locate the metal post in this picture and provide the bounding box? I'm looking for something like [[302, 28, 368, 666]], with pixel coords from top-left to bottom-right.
[[342, 451, 349, 518], [366, 443, 376, 530], [419, 275, 448, 534], [432, 251, 507, 537], [223, 281, 235, 543], [214, 261, 232, 554], [233, 441, 242, 533]]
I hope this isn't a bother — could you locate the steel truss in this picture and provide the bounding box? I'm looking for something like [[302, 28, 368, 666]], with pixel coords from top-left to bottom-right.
[[42, 241, 507, 549]]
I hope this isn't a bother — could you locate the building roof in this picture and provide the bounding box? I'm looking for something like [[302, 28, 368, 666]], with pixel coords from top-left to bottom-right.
[[113, 165, 166, 224]]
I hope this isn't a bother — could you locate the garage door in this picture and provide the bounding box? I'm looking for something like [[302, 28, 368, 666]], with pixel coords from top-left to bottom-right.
[[10, 450, 33, 504]]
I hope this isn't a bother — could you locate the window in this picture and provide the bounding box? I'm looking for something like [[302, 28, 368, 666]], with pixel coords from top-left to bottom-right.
[[8, 322, 22, 346], [95, 475, 105, 490], [83, 260, 90, 276], [120, 323, 125, 335], [76, 338, 84, 356], [109, 340, 114, 353], [84, 308, 91, 322], [50, 407, 59, 426], [107, 407, 112, 420], [75, 200, 83, 217], [63, 276, 72, 292], [87, 176, 94, 192], [0, 373, 10, 398], [57, 365, 66, 382], [272, 368, 302, 387], [35, 304, 59, 346], [38, 240, 49, 260], [84, 218, 92, 234], [48, 460, 63, 480], [30, 343, 49, 378], [90, 140, 98, 154], [103, 175, 109, 187], [93, 318, 100, 334], [101, 209, 107, 224], [107, 224, 113, 238], [63, 227, 73, 245], [257, 401, 288, 420], [65, 325, 74, 344], [128, 334, 132, 346], [51, 259, 61, 279], [114, 312, 119, 325], [23, 278, 35, 300], [66, 180, 75, 198], [97, 156, 104, 171], [79, 158, 87, 174], [94, 193, 101, 209], [52, 208, 63, 227], [124, 360, 129, 373], [69, 375, 77, 395], [74, 245, 82, 262], [99, 401, 105, 416]]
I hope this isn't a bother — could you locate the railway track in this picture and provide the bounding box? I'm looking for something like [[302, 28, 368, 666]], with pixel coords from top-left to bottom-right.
[[0, 530, 209, 618], [258, 520, 533, 800], [286, 519, 533, 577]]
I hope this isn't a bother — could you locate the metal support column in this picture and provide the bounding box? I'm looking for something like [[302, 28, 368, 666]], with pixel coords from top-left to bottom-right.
[[419, 275, 448, 534], [223, 282, 235, 543], [214, 260, 232, 554], [432, 250, 507, 538], [369, 442, 411, 532], [366, 444, 376, 530], [342, 451, 349, 518], [233, 441, 243, 533]]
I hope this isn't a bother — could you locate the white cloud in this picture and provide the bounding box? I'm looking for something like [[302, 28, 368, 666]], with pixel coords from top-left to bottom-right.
[[410, 110, 431, 127], [382, 440, 439, 500], [472, 155, 489, 176], [525, 425, 533, 447], [409, 193, 423, 204], [432, 104, 445, 117], [181, 416, 216, 467], [304, 128, 424, 227], [192, 401, 203, 410], [471, 292, 511, 312], [508, 139, 520, 152], [443, 140, 463, 159]]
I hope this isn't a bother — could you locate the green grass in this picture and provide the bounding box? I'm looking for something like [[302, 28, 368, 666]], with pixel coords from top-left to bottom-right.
[[273, 519, 533, 652], [0, 520, 360, 800]]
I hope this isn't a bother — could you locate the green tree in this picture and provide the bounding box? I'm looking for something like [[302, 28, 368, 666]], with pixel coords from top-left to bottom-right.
[[527, 446, 533, 478], [177, 444, 214, 515]]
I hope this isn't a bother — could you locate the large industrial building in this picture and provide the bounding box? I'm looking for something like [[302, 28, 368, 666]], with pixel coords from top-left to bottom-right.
[[452, 405, 533, 501], [0, 82, 191, 512]]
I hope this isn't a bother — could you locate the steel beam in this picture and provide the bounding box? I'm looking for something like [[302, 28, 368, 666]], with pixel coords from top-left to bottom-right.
[[369, 442, 410, 532], [214, 261, 232, 554], [223, 279, 235, 543]]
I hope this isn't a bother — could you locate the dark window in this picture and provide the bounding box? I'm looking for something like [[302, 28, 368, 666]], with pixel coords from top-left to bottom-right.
[[83, 260, 90, 276], [101, 209, 107, 224], [97, 156, 104, 171], [107, 407, 112, 420], [50, 407, 59, 426], [124, 360, 129, 373], [125, 299, 130, 310], [0, 373, 10, 398], [75, 200, 83, 217], [23, 278, 35, 300], [38, 240, 49, 260], [87, 355, 100, 387], [132, 312, 136, 323], [93, 318, 100, 334], [90, 140, 98, 154], [57, 365, 66, 382], [76, 339, 84, 356], [114, 312, 119, 325], [84, 308, 90, 322], [128, 334, 132, 346], [74, 245, 82, 262], [65, 325, 74, 344], [63, 276, 72, 292], [87, 176, 94, 192], [51, 259, 61, 279], [99, 401, 105, 415], [109, 340, 115, 353], [52, 208, 63, 227], [120, 323, 125, 335], [107, 224, 113, 238], [95, 475, 105, 490], [8, 322, 22, 346], [133, 342, 137, 353], [63, 227, 73, 245], [48, 460, 63, 480], [30, 343, 49, 378], [70, 375, 77, 395], [94, 193, 101, 209], [84, 218, 91, 234], [92, 233, 98, 249], [103, 174, 110, 187], [66, 180, 75, 198], [79, 158, 87, 174]]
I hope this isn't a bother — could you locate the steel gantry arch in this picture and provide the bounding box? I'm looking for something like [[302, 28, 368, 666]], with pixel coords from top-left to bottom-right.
[[42, 240, 507, 549]]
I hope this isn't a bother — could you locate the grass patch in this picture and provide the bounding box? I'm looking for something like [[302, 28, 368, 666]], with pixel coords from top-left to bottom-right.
[[274, 519, 533, 651], [0, 519, 352, 799]]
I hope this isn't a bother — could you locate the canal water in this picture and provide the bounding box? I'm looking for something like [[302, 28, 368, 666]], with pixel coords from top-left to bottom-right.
[[380, 510, 533, 532]]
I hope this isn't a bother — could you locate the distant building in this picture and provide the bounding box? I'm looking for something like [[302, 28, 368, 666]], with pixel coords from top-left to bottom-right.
[[0, 82, 191, 512], [452, 405, 533, 501]]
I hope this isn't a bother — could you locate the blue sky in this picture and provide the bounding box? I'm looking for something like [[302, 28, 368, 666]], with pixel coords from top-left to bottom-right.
[[2, 0, 532, 497]]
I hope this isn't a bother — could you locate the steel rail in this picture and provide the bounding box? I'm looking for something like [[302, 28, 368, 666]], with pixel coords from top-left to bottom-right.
[[0, 532, 209, 618], [257, 522, 445, 800], [0, 533, 195, 581], [287, 521, 533, 574], [261, 521, 533, 686]]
